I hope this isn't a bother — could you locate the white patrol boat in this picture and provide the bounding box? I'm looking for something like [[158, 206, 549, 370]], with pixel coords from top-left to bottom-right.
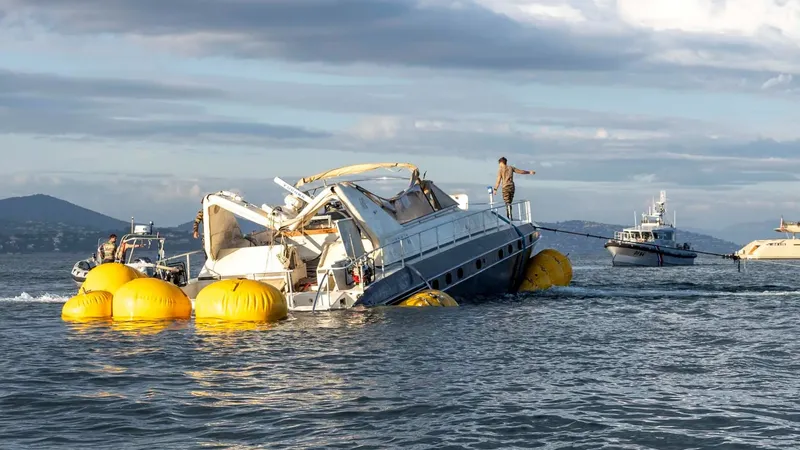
[[180, 162, 542, 311], [604, 190, 697, 267]]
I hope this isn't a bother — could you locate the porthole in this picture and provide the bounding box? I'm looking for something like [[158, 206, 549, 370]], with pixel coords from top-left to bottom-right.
[[457, 267, 464, 279], [476, 259, 482, 270], [507, 244, 513, 254], [517, 240, 523, 250], [445, 273, 452, 284], [498, 249, 504, 259], [432, 279, 440, 289]]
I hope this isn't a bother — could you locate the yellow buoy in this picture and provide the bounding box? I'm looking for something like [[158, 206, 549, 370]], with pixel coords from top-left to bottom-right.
[[79, 262, 144, 295], [112, 277, 192, 321], [518, 260, 553, 292], [539, 249, 573, 286], [194, 279, 288, 322], [399, 289, 459, 307], [62, 290, 113, 320]]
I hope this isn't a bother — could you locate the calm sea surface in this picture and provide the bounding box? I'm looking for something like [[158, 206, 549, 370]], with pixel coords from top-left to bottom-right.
[[1, 252, 799, 449]]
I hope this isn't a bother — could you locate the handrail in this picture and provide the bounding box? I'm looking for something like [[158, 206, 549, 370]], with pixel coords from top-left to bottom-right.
[[360, 199, 530, 269], [157, 249, 205, 278], [311, 269, 332, 312]]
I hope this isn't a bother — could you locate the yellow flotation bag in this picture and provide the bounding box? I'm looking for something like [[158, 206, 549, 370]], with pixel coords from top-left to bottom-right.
[[112, 277, 192, 321], [194, 279, 288, 322], [399, 289, 459, 307], [62, 290, 113, 320], [79, 262, 143, 295], [518, 248, 573, 292]]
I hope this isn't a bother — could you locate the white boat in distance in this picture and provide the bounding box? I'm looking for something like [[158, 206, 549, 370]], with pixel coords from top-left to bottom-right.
[[604, 191, 697, 267], [180, 162, 542, 311], [735, 217, 800, 260]]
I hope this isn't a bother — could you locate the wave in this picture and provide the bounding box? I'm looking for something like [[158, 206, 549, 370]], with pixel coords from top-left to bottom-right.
[[0, 292, 70, 303]]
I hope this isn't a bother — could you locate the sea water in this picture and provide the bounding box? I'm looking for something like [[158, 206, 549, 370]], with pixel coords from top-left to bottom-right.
[[0, 252, 798, 449]]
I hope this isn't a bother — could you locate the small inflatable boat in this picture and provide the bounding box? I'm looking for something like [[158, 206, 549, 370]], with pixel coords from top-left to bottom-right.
[[69, 218, 194, 288], [70, 257, 99, 286], [70, 256, 158, 287]]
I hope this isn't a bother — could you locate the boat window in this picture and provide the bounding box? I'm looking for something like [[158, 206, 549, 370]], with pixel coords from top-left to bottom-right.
[[390, 186, 435, 223], [652, 232, 659, 239], [357, 180, 459, 225]]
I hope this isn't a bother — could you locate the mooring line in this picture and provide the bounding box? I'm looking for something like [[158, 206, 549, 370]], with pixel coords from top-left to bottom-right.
[[532, 225, 741, 261]]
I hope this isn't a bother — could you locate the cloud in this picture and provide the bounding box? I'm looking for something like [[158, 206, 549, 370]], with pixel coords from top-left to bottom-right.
[[0, 0, 646, 72], [3, 0, 799, 94], [349, 116, 403, 140], [0, 68, 225, 100], [2, 0, 800, 230], [0, 69, 331, 142], [762, 73, 793, 90]]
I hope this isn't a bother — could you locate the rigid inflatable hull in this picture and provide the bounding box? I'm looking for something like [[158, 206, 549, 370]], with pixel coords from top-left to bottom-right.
[[605, 242, 696, 267], [355, 222, 539, 307]]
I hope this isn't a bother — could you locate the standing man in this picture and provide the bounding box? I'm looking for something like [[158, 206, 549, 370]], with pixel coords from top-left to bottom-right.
[[192, 200, 207, 259], [97, 233, 118, 263], [192, 207, 203, 240], [493, 156, 535, 219]]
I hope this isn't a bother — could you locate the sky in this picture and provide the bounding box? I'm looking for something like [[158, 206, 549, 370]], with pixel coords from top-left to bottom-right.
[[1, 0, 800, 229]]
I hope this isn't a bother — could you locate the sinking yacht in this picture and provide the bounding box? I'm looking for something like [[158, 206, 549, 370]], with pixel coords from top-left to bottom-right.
[[735, 217, 800, 260], [180, 163, 541, 311]]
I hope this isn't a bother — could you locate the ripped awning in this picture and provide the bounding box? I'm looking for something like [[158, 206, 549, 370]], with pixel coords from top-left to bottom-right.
[[294, 162, 420, 188]]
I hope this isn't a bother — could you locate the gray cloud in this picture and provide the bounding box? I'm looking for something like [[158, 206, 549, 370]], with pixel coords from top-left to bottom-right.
[[0, 70, 330, 141], [0, 68, 226, 100], [3, 0, 648, 72]]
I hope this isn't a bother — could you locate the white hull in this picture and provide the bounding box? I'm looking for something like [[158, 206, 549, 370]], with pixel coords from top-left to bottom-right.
[[606, 244, 696, 267], [736, 239, 800, 260]]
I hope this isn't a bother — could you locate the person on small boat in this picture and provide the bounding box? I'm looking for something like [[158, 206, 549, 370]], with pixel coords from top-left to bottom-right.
[[97, 234, 117, 264], [192, 208, 203, 240], [493, 156, 535, 219], [192, 200, 207, 259], [114, 239, 143, 263]]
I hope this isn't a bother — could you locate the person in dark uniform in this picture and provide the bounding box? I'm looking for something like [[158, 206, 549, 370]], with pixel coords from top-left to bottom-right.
[[493, 156, 535, 219], [98, 234, 118, 263]]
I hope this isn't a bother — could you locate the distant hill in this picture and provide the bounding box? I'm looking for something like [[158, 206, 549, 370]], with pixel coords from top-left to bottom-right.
[[715, 219, 784, 246], [537, 220, 740, 257], [0, 194, 198, 254], [0, 194, 128, 230], [0, 194, 742, 256]]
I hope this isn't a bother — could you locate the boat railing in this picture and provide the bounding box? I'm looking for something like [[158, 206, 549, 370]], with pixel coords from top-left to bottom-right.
[[318, 200, 531, 284], [305, 200, 530, 307], [158, 250, 205, 278]]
